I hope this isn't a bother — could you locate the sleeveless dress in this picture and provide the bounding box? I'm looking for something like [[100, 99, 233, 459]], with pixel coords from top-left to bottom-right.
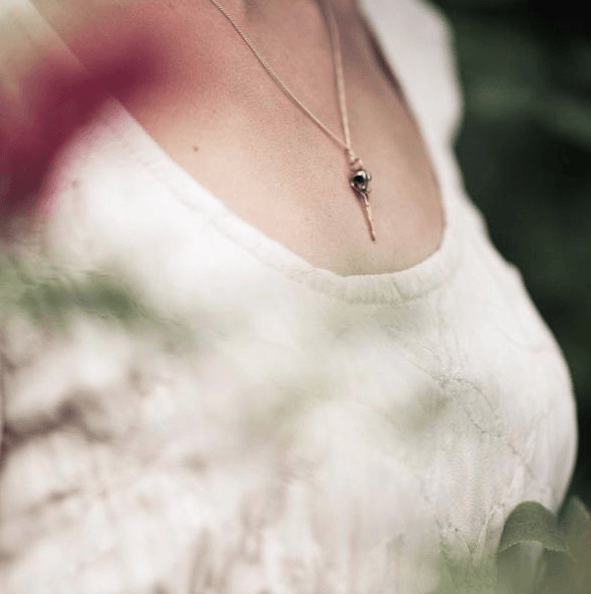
[[0, 0, 578, 592]]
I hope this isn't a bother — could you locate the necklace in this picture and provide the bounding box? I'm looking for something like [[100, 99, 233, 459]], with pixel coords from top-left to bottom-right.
[[205, 0, 377, 241]]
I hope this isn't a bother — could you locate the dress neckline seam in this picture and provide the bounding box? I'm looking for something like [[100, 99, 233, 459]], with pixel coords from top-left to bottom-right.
[[112, 106, 463, 305]]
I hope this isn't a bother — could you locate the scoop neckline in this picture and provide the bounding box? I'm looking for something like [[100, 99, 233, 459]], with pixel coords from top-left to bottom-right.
[[113, 0, 463, 305], [114, 97, 462, 305], [20, 0, 463, 305]]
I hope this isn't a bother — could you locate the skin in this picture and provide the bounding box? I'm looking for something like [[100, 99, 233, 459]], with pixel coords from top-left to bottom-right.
[[27, 0, 444, 275]]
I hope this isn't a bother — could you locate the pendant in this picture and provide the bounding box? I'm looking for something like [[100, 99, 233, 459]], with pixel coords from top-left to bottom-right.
[[349, 162, 376, 241]]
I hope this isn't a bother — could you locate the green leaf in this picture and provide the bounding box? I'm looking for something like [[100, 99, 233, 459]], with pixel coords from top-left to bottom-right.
[[498, 501, 571, 556], [557, 497, 591, 593], [559, 496, 591, 544], [497, 502, 576, 594]]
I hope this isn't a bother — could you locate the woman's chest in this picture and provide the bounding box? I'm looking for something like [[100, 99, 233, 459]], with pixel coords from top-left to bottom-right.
[[2, 168, 578, 591], [30, 0, 445, 276]]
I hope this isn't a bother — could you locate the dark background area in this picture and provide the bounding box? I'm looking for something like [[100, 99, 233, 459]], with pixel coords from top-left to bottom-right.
[[428, 0, 591, 504]]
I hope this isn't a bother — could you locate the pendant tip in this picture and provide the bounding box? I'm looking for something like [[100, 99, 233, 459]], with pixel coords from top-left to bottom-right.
[[368, 218, 376, 242]]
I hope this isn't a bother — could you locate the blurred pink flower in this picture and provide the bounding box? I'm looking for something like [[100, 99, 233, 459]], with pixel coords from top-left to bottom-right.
[[0, 20, 159, 233]]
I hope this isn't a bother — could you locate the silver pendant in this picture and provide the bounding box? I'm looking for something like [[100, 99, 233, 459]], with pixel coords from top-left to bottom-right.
[[349, 163, 376, 241]]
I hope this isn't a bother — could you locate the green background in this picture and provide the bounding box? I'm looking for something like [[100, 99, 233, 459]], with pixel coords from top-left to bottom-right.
[[429, 0, 591, 503]]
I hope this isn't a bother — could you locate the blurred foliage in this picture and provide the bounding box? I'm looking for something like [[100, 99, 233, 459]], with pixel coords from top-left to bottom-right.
[[429, 0, 591, 502], [0, 252, 194, 355]]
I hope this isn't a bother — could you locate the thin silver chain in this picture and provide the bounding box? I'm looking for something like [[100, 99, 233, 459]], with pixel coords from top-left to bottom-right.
[[205, 0, 358, 165]]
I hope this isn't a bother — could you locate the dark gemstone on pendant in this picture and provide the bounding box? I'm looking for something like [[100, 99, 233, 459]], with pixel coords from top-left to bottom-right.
[[350, 168, 371, 192]]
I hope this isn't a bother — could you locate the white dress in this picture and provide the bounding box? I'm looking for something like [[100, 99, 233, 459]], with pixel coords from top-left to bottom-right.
[[0, 0, 578, 593]]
